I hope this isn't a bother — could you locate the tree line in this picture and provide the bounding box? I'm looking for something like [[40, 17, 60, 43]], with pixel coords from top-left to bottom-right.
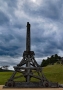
[[41, 54, 62, 67]]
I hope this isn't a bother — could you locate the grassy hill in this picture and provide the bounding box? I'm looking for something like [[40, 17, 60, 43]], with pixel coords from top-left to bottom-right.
[[0, 64, 63, 85], [43, 64, 63, 84]]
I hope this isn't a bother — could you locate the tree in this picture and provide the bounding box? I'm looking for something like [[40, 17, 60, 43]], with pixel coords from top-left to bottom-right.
[[40, 54, 62, 67], [2, 65, 9, 70]]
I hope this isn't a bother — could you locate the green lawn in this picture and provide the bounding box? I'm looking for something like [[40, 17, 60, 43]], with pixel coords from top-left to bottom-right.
[[43, 64, 63, 84], [0, 64, 63, 85], [0, 72, 13, 85]]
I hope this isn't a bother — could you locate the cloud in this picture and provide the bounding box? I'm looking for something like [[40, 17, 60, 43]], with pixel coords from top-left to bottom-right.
[[0, 11, 9, 26], [0, 0, 63, 66], [0, 55, 43, 67]]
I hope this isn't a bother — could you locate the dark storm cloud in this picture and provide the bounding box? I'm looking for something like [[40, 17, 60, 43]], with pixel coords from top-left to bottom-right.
[[0, 0, 63, 66], [0, 11, 9, 25], [6, 0, 17, 7], [0, 0, 26, 57], [0, 30, 26, 56], [22, 0, 63, 21]]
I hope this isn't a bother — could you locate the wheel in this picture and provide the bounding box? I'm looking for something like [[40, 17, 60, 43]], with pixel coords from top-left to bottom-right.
[[43, 81, 49, 87], [7, 81, 15, 87], [45, 82, 49, 87]]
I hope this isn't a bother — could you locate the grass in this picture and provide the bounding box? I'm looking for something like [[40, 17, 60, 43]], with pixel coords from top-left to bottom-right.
[[43, 64, 63, 84], [0, 72, 13, 85], [0, 64, 63, 85]]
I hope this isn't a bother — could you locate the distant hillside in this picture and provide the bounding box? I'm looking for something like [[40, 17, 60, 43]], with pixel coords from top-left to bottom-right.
[[41, 54, 63, 67]]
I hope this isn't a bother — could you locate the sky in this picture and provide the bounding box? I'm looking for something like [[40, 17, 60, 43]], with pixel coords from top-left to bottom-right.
[[0, 0, 63, 69]]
